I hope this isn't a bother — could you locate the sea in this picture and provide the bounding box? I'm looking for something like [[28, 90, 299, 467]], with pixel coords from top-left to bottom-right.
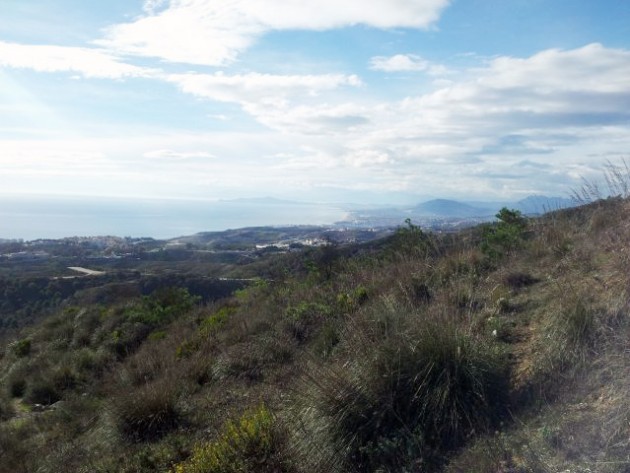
[[0, 195, 349, 241]]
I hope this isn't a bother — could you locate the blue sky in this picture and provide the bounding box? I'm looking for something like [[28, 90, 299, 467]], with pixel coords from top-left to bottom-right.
[[1, 0, 629, 204]]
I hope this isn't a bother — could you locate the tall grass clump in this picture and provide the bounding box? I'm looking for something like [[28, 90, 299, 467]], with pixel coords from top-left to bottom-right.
[[547, 298, 596, 370], [298, 314, 510, 471], [529, 298, 598, 398], [112, 381, 182, 442], [173, 405, 294, 473], [571, 158, 630, 204]]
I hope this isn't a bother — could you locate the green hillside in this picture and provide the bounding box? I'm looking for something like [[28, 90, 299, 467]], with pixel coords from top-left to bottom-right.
[[1, 197, 629, 472]]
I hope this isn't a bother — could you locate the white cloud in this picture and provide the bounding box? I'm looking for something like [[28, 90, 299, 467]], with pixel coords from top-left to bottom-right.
[[0, 41, 156, 79], [242, 102, 371, 134], [143, 149, 215, 160], [477, 43, 630, 94], [167, 72, 362, 103], [98, 0, 451, 66], [143, 0, 169, 14], [370, 54, 429, 72], [166, 72, 365, 133], [2, 43, 630, 201], [154, 44, 630, 199], [244, 43, 630, 197]]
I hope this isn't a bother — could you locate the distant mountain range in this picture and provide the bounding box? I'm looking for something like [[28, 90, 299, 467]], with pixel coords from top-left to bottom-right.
[[409, 195, 574, 218], [340, 195, 577, 228], [411, 199, 494, 217]]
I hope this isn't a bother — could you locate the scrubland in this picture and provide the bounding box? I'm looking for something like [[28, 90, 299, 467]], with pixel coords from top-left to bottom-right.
[[1, 195, 630, 472]]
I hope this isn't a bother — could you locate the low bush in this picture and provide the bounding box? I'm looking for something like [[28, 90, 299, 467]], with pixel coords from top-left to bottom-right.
[[0, 395, 13, 421], [0, 424, 30, 473], [445, 434, 550, 473], [173, 405, 294, 473], [284, 301, 332, 343], [126, 288, 199, 327], [24, 377, 61, 405], [10, 338, 31, 358], [199, 305, 237, 337], [504, 272, 539, 290], [7, 370, 27, 398]]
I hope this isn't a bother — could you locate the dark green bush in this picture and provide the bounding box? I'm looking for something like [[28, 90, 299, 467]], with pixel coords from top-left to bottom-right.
[[126, 287, 199, 327], [8, 376, 26, 398], [481, 208, 528, 260], [24, 377, 61, 405]]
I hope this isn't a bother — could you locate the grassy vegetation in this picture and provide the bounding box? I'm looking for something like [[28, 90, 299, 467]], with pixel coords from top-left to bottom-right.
[[1, 192, 630, 472]]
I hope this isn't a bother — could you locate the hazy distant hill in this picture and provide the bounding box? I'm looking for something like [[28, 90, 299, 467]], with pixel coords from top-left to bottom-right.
[[411, 199, 495, 217], [513, 195, 574, 214], [410, 195, 575, 219]]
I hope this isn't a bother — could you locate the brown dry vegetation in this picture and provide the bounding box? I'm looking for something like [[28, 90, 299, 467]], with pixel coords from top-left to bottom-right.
[[1, 196, 630, 472]]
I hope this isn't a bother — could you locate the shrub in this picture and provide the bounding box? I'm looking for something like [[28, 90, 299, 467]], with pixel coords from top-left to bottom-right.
[[386, 218, 436, 259], [336, 285, 369, 313], [284, 301, 332, 343], [24, 377, 61, 405], [0, 424, 30, 472], [504, 272, 539, 290], [8, 375, 27, 398], [173, 405, 293, 473], [302, 317, 510, 471], [10, 338, 32, 358], [126, 288, 199, 327], [481, 208, 528, 260], [113, 381, 181, 442], [445, 434, 550, 473], [199, 305, 237, 337], [0, 395, 14, 421]]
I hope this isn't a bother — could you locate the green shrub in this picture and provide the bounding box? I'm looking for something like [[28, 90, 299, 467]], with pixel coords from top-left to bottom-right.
[[10, 338, 32, 358], [173, 405, 293, 473], [336, 285, 369, 312], [199, 305, 237, 336], [390, 218, 434, 257], [481, 208, 528, 260], [147, 330, 168, 341], [284, 301, 332, 343], [126, 288, 199, 327]]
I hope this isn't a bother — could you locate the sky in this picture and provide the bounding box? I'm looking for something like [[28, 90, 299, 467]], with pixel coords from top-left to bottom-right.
[[1, 0, 629, 204]]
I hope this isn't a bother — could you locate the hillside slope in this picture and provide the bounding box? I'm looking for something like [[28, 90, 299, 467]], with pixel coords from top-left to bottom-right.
[[0, 198, 629, 472]]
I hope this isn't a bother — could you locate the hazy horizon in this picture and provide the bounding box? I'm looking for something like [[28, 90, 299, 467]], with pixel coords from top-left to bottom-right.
[[0, 192, 575, 241]]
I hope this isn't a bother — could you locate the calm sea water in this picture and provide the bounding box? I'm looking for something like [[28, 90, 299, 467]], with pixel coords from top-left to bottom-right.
[[0, 196, 349, 240]]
